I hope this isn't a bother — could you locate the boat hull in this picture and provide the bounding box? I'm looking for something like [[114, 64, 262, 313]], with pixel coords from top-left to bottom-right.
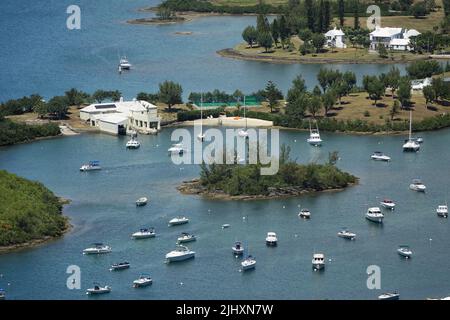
[[133, 280, 152, 288], [166, 253, 195, 262], [365, 216, 383, 223], [312, 263, 325, 271], [265, 240, 277, 246], [168, 220, 189, 226], [241, 262, 256, 271]]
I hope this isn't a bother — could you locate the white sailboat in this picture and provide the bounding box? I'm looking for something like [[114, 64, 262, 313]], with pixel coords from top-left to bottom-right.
[[403, 110, 420, 152], [307, 120, 323, 146], [197, 93, 205, 142], [238, 96, 249, 138]]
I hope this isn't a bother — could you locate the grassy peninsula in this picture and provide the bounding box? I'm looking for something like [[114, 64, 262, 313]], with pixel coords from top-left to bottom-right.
[[0, 170, 69, 251], [178, 147, 357, 200]]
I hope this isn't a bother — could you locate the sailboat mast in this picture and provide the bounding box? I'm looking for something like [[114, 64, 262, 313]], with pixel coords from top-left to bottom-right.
[[409, 110, 412, 140], [200, 93, 203, 134], [244, 95, 247, 130]]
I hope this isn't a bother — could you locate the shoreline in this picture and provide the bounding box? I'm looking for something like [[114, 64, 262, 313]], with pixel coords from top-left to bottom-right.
[[217, 48, 431, 65], [177, 179, 357, 201]]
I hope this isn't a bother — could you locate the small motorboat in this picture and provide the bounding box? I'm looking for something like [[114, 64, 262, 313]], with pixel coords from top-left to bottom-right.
[[337, 229, 356, 240], [265, 232, 278, 246], [132, 228, 155, 239], [119, 56, 132, 70], [80, 160, 101, 171], [133, 275, 153, 288], [168, 216, 189, 226], [409, 179, 426, 192], [232, 241, 244, 255], [83, 243, 112, 255], [86, 283, 111, 295], [371, 151, 391, 162], [165, 245, 195, 262], [298, 209, 311, 219], [168, 143, 184, 155], [241, 255, 256, 271], [437, 205, 448, 218], [126, 137, 140, 149], [110, 262, 130, 271], [307, 121, 322, 146], [365, 207, 384, 223], [380, 199, 396, 210], [136, 197, 148, 206], [397, 245, 412, 259], [378, 292, 400, 300], [415, 137, 424, 144], [222, 224, 231, 229], [312, 253, 325, 271], [177, 232, 196, 244]]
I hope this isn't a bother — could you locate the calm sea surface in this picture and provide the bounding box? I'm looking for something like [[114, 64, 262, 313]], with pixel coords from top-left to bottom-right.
[[1, 0, 449, 300]]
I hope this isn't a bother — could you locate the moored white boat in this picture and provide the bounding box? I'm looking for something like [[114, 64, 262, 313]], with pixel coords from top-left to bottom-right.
[[168, 216, 189, 226], [119, 56, 132, 70], [378, 292, 400, 300], [165, 245, 195, 262], [83, 243, 112, 255], [397, 245, 412, 259], [86, 283, 111, 295], [409, 179, 426, 192], [110, 261, 130, 271], [365, 207, 384, 223], [80, 160, 101, 171], [265, 232, 278, 246], [312, 253, 325, 270], [132, 228, 155, 239], [337, 229, 356, 240], [307, 121, 322, 146], [232, 241, 244, 255], [437, 204, 448, 218], [177, 232, 196, 243], [133, 275, 153, 288], [403, 111, 420, 152], [298, 208, 311, 219], [241, 255, 256, 271], [380, 199, 396, 210], [135, 197, 148, 206], [126, 137, 140, 149], [168, 143, 184, 155], [0, 289, 5, 300], [371, 151, 391, 161]]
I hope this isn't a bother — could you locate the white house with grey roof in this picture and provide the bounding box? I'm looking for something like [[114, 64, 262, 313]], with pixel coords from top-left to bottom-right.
[[369, 27, 420, 51], [80, 98, 161, 135], [324, 27, 347, 49]]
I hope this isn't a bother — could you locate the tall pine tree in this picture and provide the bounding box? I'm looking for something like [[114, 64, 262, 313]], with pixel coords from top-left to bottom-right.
[[305, 0, 315, 31], [324, 0, 331, 32], [354, 0, 360, 30], [338, 0, 345, 27]]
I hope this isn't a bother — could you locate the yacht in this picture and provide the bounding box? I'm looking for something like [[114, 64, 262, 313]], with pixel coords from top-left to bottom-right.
[[197, 94, 205, 142], [110, 262, 130, 271], [168, 216, 189, 226], [371, 151, 391, 162], [265, 232, 278, 246], [380, 199, 396, 210], [119, 56, 132, 70], [378, 292, 400, 300], [83, 243, 112, 255], [80, 160, 101, 171], [298, 208, 311, 219], [132, 228, 155, 239], [238, 97, 249, 138], [133, 275, 153, 288], [135, 197, 148, 206], [337, 229, 356, 240], [241, 255, 256, 271], [365, 207, 384, 223], [397, 245, 412, 259], [177, 232, 196, 244], [409, 179, 426, 192], [403, 110, 420, 152], [168, 143, 184, 155], [86, 283, 111, 295], [232, 241, 244, 255], [437, 205, 448, 218], [307, 120, 322, 146], [126, 137, 140, 149], [222, 224, 231, 229], [312, 253, 325, 270], [165, 245, 195, 262]]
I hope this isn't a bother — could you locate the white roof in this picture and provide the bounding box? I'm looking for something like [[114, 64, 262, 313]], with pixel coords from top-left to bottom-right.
[[390, 38, 410, 46], [81, 99, 157, 114], [370, 27, 402, 37], [325, 27, 345, 37], [96, 113, 128, 124], [404, 29, 421, 38]]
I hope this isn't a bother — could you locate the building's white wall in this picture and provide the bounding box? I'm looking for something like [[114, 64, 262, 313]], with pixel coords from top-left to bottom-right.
[[98, 121, 120, 135]]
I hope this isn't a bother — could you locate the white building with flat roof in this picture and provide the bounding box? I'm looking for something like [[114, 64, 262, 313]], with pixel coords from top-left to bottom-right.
[[80, 98, 161, 135], [324, 27, 347, 49], [369, 27, 420, 51]]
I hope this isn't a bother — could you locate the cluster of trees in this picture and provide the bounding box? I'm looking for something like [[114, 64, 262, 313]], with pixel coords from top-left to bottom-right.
[[0, 119, 61, 146], [0, 170, 68, 246], [199, 145, 357, 196], [406, 60, 443, 79], [0, 94, 43, 116], [410, 33, 450, 54], [188, 89, 245, 104], [423, 78, 450, 105]]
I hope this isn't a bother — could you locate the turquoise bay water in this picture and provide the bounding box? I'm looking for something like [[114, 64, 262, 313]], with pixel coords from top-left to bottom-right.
[[0, 128, 450, 299], [1, 0, 450, 300]]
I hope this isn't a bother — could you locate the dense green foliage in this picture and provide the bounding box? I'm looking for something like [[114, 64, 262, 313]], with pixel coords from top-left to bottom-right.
[[158, 81, 183, 109], [199, 146, 357, 196], [0, 170, 68, 246], [0, 94, 43, 116], [159, 0, 284, 14], [0, 118, 60, 146]]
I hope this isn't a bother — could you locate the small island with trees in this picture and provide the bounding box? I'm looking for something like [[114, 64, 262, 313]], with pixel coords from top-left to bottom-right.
[[0, 170, 70, 252], [178, 146, 358, 200]]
